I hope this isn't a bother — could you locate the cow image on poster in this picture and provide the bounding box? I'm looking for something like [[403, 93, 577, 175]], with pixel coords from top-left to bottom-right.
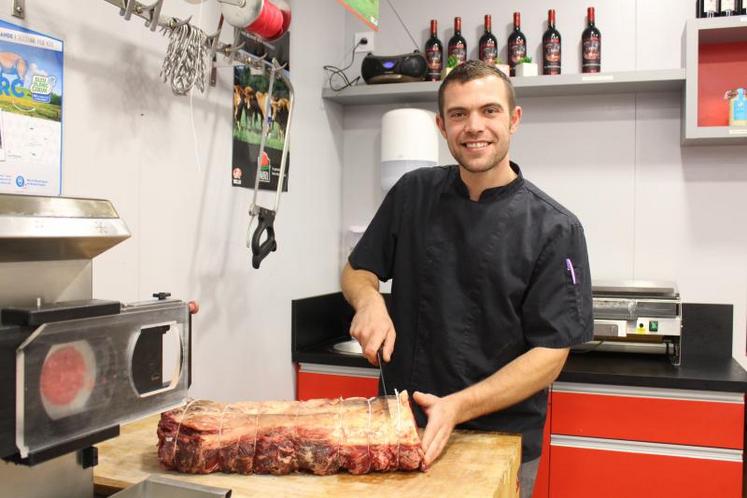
[[271, 97, 290, 142]]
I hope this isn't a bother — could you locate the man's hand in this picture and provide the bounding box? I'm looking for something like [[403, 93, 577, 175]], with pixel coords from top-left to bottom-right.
[[341, 264, 396, 366], [349, 296, 396, 366], [413, 391, 460, 467]]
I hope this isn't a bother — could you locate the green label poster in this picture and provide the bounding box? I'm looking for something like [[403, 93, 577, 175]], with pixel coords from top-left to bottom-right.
[[232, 31, 290, 192], [0, 19, 63, 196], [337, 0, 380, 31]]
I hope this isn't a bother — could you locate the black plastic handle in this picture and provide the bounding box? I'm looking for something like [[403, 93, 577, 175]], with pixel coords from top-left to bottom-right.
[[251, 207, 278, 269]]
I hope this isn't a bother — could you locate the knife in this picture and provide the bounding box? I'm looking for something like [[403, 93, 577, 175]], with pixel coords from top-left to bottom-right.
[[377, 348, 391, 417]]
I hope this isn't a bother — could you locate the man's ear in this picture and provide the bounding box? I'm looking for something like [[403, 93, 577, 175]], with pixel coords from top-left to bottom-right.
[[435, 113, 447, 139], [509, 106, 522, 134]]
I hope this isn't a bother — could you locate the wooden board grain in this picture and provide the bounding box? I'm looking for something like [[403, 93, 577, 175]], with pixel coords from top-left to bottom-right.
[[95, 415, 521, 498]]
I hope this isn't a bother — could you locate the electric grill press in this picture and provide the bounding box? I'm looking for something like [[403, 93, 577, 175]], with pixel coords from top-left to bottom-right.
[[0, 194, 192, 498], [575, 281, 683, 365]]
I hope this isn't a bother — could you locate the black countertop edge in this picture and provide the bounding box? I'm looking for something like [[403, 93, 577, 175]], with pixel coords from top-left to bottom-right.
[[294, 348, 747, 393]]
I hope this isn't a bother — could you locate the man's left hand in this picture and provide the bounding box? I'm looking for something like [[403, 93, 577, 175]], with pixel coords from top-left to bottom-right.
[[412, 391, 460, 467]]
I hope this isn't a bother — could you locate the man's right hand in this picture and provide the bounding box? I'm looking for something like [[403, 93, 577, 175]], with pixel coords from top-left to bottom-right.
[[349, 294, 396, 366], [341, 263, 397, 366]]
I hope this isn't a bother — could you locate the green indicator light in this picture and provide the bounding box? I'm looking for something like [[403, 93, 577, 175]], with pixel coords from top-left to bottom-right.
[[649, 321, 659, 332]]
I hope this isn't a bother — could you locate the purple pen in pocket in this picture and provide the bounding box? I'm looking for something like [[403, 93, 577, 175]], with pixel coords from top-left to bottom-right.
[[565, 258, 577, 285]]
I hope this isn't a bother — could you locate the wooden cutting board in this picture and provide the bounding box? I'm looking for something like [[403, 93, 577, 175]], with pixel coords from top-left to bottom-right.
[[94, 415, 521, 498]]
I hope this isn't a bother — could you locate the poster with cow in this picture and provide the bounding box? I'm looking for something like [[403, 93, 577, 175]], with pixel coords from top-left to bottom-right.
[[0, 20, 63, 196], [232, 31, 290, 192]]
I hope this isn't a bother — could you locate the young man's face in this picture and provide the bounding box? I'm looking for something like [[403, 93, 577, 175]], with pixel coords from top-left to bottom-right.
[[436, 76, 522, 175]]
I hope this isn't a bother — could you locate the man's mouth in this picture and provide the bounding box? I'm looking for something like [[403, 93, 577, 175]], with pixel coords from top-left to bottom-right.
[[463, 141, 491, 149]]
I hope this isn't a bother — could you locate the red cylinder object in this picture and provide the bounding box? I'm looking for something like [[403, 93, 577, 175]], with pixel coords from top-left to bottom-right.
[[246, 0, 290, 41]]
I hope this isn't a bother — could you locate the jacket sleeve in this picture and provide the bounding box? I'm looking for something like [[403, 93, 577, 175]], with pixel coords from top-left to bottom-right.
[[521, 221, 594, 348], [348, 176, 407, 282]]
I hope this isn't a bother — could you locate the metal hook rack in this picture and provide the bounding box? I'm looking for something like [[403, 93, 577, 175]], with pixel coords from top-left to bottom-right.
[[102, 0, 285, 87], [101, 0, 295, 269]]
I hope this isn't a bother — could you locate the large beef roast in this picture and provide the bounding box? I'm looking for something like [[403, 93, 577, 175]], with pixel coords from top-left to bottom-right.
[[157, 391, 426, 475]]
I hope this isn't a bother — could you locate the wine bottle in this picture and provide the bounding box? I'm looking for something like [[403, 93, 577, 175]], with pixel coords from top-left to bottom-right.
[[542, 9, 561, 75], [721, 0, 736, 15], [581, 7, 601, 73], [448, 17, 467, 66], [507, 12, 527, 76], [702, 0, 720, 17], [425, 19, 443, 81], [479, 15, 499, 65]]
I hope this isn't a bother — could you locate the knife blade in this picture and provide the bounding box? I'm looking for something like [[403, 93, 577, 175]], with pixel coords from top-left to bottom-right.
[[377, 348, 391, 417]]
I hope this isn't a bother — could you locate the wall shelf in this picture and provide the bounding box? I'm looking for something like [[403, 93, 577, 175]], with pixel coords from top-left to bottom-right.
[[322, 69, 686, 106], [683, 16, 747, 146]]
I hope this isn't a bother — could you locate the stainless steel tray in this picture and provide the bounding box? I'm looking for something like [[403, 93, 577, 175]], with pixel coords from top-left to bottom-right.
[[111, 475, 231, 498], [331, 339, 363, 355]]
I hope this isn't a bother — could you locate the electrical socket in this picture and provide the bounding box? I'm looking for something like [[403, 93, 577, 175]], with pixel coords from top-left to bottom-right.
[[354, 31, 374, 53]]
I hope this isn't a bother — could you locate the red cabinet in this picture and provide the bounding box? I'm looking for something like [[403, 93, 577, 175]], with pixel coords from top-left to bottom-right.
[[552, 385, 743, 448], [547, 382, 744, 498], [296, 362, 379, 400]]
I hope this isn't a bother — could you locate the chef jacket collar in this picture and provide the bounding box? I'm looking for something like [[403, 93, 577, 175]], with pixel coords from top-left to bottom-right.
[[451, 161, 525, 202]]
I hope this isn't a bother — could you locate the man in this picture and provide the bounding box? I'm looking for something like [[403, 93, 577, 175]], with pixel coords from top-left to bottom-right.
[[341, 60, 593, 497]]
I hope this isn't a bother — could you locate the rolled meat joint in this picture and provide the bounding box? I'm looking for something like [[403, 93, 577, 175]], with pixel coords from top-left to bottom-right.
[[157, 390, 426, 475]]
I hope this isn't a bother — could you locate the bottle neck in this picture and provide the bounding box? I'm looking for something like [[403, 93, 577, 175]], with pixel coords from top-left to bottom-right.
[[430, 20, 437, 37], [454, 18, 461, 35], [484, 15, 492, 33], [513, 12, 521, 31]]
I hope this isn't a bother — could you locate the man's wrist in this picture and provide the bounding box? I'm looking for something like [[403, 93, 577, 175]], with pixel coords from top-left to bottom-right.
[[353, 286, 384, 311], [446, 391, 471, 426]]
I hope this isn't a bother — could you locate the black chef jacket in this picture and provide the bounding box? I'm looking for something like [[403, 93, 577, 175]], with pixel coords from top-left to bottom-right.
[[349, 162, 594, 462]]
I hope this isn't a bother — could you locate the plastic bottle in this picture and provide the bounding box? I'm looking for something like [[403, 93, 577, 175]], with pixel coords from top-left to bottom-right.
[[725, 88, 747, 126]]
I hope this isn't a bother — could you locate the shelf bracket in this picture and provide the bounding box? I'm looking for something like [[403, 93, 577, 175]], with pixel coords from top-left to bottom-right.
[[12, 0, 25, 19]]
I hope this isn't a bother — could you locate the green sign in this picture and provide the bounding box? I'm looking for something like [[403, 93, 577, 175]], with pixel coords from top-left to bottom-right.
[[337, 0, 379, 31]]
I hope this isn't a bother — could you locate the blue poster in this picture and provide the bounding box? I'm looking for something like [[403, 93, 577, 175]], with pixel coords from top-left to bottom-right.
[[0, 19, 63, 196]]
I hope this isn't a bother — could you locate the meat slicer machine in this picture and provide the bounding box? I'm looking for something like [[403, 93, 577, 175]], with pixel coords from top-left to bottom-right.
[[574, 281, 683, 365], [0, 193, 192, 498]]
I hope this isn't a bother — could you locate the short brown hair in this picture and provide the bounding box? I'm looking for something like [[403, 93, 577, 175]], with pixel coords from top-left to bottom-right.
[[437, 60, 517, 116]]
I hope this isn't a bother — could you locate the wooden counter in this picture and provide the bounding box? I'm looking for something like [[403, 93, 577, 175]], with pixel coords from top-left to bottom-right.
[[95, 415, 521, 498]]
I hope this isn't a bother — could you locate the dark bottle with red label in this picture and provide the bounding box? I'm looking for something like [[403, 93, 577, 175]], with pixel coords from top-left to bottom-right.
[[542, 9, 561, 75], [698, 0, 720, 17], [720, 0, 737, 15], [479, 15, 498, 65], [425, 19, 443, 81], [507, 12, 527, 76], [448, 17, 467, 65], [581, 7, 601, 73]]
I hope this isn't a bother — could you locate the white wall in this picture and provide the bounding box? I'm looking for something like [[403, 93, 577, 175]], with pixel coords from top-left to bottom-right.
[[340, 0, 747, 366], [3, 0, 346, 401]]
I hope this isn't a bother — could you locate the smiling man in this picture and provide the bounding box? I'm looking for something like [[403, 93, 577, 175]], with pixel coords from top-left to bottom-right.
[[341, 60, 593, 497]]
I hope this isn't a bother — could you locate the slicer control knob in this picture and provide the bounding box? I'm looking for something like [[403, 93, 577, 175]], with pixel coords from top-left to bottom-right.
[[152, 292, 172, 300], [188, 300, 200, 314]]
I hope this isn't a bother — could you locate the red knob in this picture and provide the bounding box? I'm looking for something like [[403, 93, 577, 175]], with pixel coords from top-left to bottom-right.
[[188, 301, 200, 315]]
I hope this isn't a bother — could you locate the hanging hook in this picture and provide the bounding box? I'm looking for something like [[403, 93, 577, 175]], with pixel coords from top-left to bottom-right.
[[122, 0, 139, 20], [270, 57, 287, 71], [141, 0, 165, 31], [168, 15, 193, 30], [208, 15, 225, 87]]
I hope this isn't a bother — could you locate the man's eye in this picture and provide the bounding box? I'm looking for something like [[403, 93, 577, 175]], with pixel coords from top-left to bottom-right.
[[485, 107, 499, 115], [450, 112, 465, 119]]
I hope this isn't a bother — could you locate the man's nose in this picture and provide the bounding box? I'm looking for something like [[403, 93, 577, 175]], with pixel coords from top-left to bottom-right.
[[464, 112, 484, 133]]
